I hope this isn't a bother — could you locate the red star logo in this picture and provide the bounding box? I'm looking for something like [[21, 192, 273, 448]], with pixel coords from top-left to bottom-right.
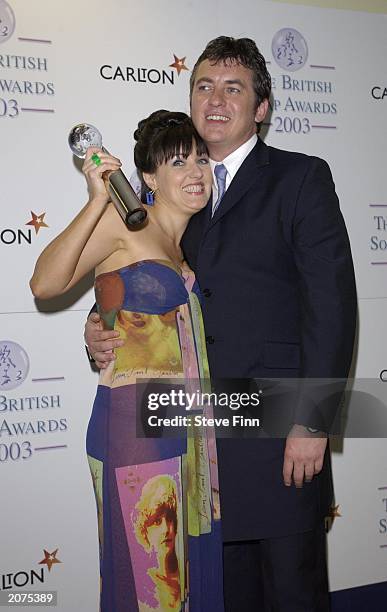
[[328, 504, 342, 519], [26, 211, 49, 235], [169, 54, 189, 76], [325, 504, 342, 531], [39, 548, 62, 572]]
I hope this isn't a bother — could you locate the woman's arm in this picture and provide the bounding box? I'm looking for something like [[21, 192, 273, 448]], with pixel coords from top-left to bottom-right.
[[30, 148, 121, 299]]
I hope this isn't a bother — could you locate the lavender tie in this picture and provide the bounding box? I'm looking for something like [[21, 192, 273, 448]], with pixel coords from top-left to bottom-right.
[[212, 163, 227, 216]]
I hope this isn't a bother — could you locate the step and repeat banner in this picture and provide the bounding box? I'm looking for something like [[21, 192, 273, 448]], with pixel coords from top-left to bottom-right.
[[1, 0, 386, 609]]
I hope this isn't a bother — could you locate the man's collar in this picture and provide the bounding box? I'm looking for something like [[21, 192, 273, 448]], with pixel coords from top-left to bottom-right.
[[209, 134, 258, 181]]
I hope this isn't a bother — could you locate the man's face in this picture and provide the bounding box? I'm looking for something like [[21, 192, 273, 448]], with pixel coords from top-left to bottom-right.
[[190, 59, 268, 161]]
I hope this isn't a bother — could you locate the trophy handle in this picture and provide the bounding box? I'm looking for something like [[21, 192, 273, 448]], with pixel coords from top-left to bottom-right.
[[102, 147, 147, 228]]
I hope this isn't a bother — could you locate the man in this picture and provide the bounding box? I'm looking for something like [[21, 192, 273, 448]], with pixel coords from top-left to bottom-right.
[[85, 37, 357, 611]]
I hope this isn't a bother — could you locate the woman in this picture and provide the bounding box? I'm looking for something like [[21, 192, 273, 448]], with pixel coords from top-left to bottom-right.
[[30, 110, 224, 612]]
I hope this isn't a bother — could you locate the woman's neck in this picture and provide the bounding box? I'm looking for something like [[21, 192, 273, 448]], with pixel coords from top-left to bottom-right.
[[148, 200, 190, 246]]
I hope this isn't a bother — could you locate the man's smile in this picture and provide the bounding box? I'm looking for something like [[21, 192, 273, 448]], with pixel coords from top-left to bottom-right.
[[206, 114, 230, 122]]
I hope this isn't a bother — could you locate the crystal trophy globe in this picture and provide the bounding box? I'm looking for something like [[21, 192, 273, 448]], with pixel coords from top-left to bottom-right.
[[68, 123, 147, 227]]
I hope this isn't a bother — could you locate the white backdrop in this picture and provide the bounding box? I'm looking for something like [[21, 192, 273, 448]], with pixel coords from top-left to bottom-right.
[[1, 0, 387, 608]]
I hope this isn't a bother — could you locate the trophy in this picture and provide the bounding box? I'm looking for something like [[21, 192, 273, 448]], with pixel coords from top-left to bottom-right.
[[68, 123, 147, 227]]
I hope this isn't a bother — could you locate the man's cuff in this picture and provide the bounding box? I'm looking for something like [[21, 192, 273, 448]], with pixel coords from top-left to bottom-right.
[[292, 423, 328, 438]]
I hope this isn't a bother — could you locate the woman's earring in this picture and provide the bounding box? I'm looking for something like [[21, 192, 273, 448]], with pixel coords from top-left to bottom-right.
[[146, 189, 155, 205]]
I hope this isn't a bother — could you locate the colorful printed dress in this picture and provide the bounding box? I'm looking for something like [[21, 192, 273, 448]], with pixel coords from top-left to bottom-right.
[[86, 259, 224, 612]]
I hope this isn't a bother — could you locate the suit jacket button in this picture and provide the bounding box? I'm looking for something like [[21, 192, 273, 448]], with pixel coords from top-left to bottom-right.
[[203, 288, 212, 297], [206, 335, 215, 344]]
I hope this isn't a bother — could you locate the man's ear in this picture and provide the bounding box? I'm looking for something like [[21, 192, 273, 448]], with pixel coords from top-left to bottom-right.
[[255, 99, 269, 123], [142, 172, 157, 192]]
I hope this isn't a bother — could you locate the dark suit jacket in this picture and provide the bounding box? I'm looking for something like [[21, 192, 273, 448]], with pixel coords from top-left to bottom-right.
[[181, 138, 357, 542]]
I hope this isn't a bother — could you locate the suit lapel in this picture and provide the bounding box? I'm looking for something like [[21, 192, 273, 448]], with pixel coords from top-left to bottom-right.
[[204, 138, 270, 234]]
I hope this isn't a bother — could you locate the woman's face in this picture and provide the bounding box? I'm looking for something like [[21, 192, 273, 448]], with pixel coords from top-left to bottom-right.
[[147, 509, 176, 553], [151, 144, 212, 213]]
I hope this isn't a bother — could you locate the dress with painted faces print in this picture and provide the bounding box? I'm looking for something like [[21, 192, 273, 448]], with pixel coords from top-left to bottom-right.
[[86, 259, 224, 612]]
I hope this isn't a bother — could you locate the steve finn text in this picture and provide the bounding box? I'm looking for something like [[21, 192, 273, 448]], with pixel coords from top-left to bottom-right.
[[147, 414, 260, 429]]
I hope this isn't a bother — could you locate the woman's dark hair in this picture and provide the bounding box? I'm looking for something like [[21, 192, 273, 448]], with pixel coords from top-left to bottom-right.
[[190, 36, 271, 107], [134, 110, 208, 201]]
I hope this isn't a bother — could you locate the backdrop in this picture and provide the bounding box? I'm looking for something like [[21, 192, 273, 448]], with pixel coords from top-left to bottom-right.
[[1, 0, 386, 609]]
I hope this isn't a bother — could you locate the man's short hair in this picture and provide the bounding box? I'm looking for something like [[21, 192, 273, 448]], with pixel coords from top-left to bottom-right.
[[190, 36, 272, 107]]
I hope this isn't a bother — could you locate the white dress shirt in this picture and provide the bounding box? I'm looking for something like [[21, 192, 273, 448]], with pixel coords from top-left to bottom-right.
[[210, 134, 258, 213]]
